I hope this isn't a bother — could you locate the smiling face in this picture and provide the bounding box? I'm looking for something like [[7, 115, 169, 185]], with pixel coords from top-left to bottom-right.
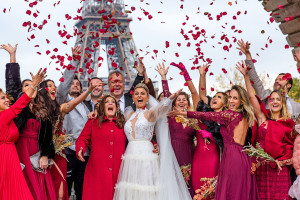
[[91, 78, 103, 98], [174, 94, 189, 111], [104, 97, 117, 118], [133, 88, 149, 109], [210, 92, 226, 111], [69, 79, 81, 97], [46, 81, 57, 101], [0, 92, 10, 112], [22, 80, 33, 93], [228, 89, 241, 111], [268, 92, 282, 114], [273, 74, 289, 91], [109, 73, 125, 99]]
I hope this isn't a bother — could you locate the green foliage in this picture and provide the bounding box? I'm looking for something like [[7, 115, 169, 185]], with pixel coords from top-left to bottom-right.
[[289, 77, 300, 103]]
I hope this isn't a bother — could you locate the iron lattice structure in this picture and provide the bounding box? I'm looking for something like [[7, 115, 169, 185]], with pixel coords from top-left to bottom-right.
[[74, 0, 139, 92]]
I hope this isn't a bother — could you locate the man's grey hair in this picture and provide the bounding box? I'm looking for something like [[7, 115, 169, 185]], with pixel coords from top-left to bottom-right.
[[108, 70, 125, 83]]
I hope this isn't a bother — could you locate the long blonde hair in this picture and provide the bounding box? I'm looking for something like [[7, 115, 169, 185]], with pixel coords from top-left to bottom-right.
[[268, 90, 291, 120], [231, 85, 255, 126]]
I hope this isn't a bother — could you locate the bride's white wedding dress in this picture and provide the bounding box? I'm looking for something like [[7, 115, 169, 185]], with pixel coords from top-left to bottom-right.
[[113, 97, 191, 200]]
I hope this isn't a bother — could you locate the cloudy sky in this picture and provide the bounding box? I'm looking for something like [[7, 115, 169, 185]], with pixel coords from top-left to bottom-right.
[[0, 0, 298, 95]]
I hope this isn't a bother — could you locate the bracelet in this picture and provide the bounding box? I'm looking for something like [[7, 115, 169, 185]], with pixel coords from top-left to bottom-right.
[[30, 85, 37, 91], [87, 91, 92, 94]]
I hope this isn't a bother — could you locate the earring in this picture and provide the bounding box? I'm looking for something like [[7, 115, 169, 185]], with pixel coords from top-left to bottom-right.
[[132, 101, 135, 104], [146, 101, 149, 105]]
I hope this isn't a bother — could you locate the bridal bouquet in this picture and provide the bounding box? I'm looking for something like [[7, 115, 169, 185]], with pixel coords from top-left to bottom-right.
[[53, 134, 73, 160], [242, 142, 275, 163], [242, 142, 276, 173], [180, 163, 192, 186], [193, 177, 217, 200]]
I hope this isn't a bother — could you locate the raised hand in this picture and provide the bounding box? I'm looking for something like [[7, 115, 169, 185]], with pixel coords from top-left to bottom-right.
[[169, 89, 183, 100], [135, 57, 145, 76], [30, 68, 47, 88], [168, 109, 187, 118], [87, 81, 103, 94], [237, 39, 251, 60], [155, 63, 169, 80], [294, 50, 300, 63], [72, 46, 82, 60], [198, 63, 209, 76], [1, 43, 18, 63], [235, 60, 248, 76]]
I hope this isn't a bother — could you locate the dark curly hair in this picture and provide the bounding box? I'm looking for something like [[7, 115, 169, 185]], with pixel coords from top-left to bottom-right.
[[96, 95, 125, 129], [30, 80, 61, 125]]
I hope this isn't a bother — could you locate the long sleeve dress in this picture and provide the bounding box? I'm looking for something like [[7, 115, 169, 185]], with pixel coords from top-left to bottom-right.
[[161, 80, 195, 195], [191, 99, 221, 193], [0, 93, 34, 200], [187, 110, 259, 200], [76, 117, 126, 200], [253, 99, 295, 200]]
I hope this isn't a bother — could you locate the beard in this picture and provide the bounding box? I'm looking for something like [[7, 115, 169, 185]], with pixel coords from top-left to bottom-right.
[[69, 91, 81, 97]]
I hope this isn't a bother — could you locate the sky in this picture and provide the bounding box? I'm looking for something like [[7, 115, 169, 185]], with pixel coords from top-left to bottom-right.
[[0, 0, 298, 96]]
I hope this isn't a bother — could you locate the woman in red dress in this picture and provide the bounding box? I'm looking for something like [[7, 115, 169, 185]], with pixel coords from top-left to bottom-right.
[[76, 95, 126, 200], [237, 61, 295, 200], [0, 69, 45, 200], [41, 78, 99, 200]]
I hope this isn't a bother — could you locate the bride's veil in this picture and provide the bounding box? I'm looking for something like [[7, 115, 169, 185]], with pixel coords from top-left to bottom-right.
[[147, 96, 192, 200]]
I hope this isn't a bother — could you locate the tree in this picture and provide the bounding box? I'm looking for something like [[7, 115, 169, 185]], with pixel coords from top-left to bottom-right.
[[289, 77, 300, 102]]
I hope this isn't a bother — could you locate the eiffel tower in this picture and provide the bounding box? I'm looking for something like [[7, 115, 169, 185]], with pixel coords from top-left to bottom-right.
[[74, 0, 139, 92]]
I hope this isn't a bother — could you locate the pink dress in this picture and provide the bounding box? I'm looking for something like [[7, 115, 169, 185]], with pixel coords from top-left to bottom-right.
[[16, 118, 56, 200], [0, 93, 33, 200], [187, 110, 259, 200]]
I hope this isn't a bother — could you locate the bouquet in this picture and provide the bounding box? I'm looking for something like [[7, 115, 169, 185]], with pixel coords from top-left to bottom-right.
[[53, 134, 73, 160], [193, 177, 217, 200], [180, 163, 192, 186]]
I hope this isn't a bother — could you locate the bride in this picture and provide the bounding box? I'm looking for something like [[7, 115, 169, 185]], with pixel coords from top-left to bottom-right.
[[113, 83, 192, 200]]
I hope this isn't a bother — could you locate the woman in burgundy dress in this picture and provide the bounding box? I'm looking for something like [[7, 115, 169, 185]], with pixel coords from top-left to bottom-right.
[[76, 95, 126, 200], [0, 69, 45, 200], [237, 61, 295, 200], [39, 79, 99, 200], [169, 85, 259, 200], [156, 63, 199, 196], [191, 64, 228, 192]]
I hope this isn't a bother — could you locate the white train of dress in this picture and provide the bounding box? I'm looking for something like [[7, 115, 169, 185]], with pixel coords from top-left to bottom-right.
[[113, 97, 191, 200]]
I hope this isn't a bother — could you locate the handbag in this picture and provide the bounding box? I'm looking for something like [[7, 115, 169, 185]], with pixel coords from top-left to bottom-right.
[[20, 163, 25, 171], [30, 152, 53, 173]]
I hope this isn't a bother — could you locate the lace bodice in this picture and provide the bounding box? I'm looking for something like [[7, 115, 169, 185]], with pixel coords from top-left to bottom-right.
[[124, 97, 172, 142], [124, 109, 156, 141], [187, 110, 244, 145]]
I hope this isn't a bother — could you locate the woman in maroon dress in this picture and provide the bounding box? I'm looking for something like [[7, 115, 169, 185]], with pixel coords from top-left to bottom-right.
[[76, 95, 126, 200], [0, 69, 45, 200], [39, 79, 99, 200], [237, 61, 295, 200], [169, 85, 259, 200]]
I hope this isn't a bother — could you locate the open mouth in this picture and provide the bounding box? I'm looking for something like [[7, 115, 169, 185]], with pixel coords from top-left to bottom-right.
[[272, 104, 279, 108], [108, 107, 114, 111], [50, 90, 56, 97], [137, 99, 143, 103], [212, 100, 217, 105], [4, 102, 10, 107]]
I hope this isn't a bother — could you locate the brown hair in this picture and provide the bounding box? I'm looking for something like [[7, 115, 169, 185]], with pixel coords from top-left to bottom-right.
[[231, 85, 255, 126], [214, 92, 228, 111], [96, 95, 125, 129], [172, 92, 191, 110], [268, 90, 291, 120]]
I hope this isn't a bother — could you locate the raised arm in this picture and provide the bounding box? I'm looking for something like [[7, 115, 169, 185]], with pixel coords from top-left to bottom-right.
[[147, 89, 182, 122], [1, 69, 46, 124], [198, 64, 209, 105], [155, 63, 171, 97], [125, 59, 145, 98], [56, 46, 81, 104], [60, 80, 99, 117], [170, 62, 200, 109], [141, 58, 156, 97], [237, 39, 270, 100], [236, 60, 266, 125], [1, 44, 22, 101]]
